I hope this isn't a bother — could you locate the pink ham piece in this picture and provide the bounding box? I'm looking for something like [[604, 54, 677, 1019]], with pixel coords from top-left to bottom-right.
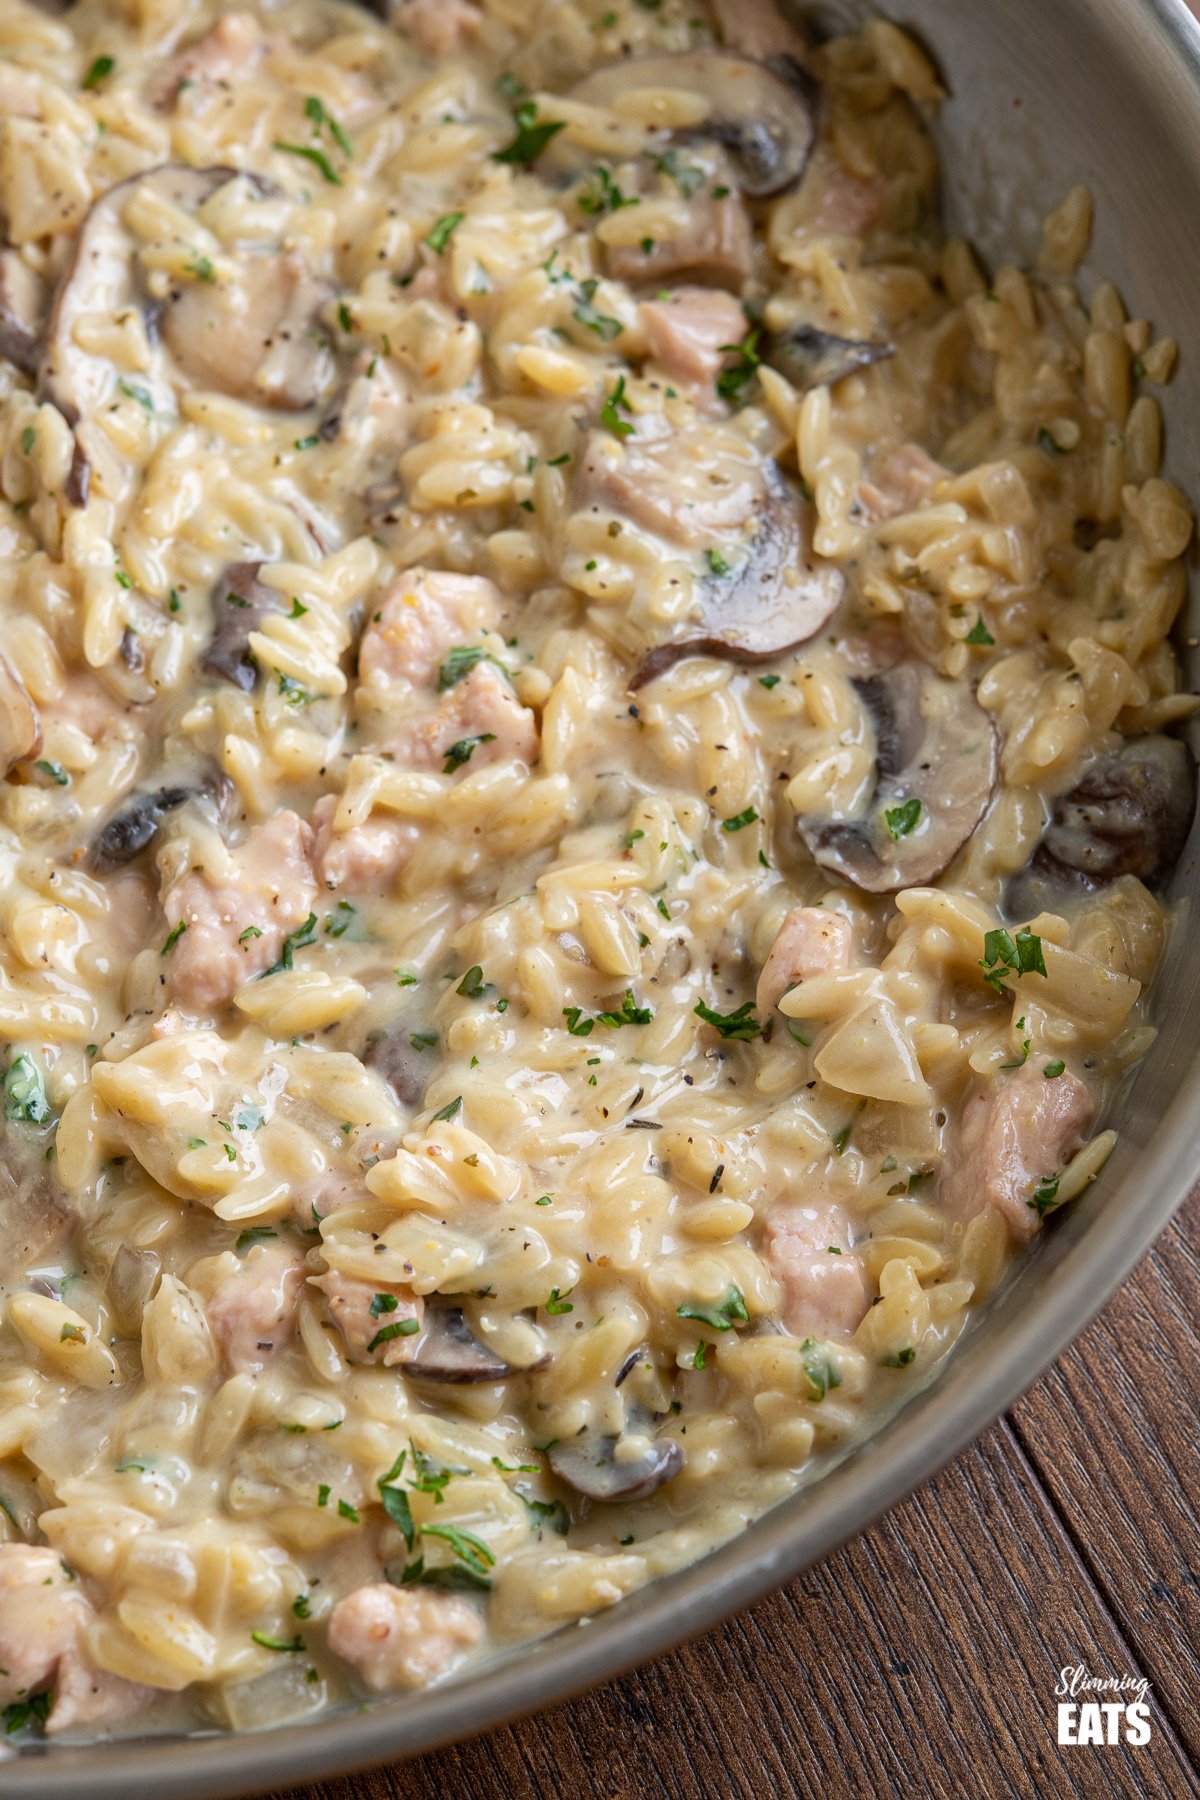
[[756, 906, 854, 1015], [942, 1066, 1095, 1243], [762, 1201, 870, 1339], [329, 1581, 482, 1690]]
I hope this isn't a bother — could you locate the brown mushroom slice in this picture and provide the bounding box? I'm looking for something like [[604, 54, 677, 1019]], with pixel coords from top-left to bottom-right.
[[202, 559, 287, 692], [362, 1028, 430, 1110], [0, 654, 42, 776], [90, 775, 221, 874], [1005, 735, 1196, 917], [548, 1405, 684, 1503], [631, 471, 844, 687], [160, 248, 334, 411], [605, 193, 753, 291], [40, 165, 241, 429], [764, 323, 894, 392], [0, 247, 45, 378], [795, 661, 998, 892], [571, 52, 818, 201], [405, 1306, 550, 1384]]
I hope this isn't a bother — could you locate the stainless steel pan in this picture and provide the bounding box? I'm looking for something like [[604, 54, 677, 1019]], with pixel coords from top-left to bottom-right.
[[10, 1, 1200, 1791]]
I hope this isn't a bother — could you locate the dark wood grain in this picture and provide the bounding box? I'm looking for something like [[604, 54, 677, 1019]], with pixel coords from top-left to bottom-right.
[[273, 1191, 1200, 1800]]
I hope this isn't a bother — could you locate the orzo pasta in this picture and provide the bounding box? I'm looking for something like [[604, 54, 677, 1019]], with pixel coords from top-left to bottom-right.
[[0, 0, 1192, 1741]]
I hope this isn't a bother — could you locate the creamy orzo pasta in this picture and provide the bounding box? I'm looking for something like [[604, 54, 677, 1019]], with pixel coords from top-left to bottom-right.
[[0, 0, 1192, 1742]]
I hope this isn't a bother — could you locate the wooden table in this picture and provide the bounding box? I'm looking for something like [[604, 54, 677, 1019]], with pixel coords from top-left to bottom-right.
[[275, 1189, 1200, 1800]]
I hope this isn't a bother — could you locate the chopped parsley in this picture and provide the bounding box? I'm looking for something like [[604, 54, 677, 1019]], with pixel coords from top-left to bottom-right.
[[1029, 1175, 1062, 1217], [965, 616, 995, 646], [437, 644, 506, 691], [425, 211, 465, 255], [3, 1692, 51, 1735], [706, 548, 734, 577], [722, 806, 759, 833], [456, 965, 492, 998], [82, 55, 115, 90], [304, 94, 353, 157], [20, 426, 34, 455], [36, 759, 69, 787], [545, 1287, 575, 1315], [325, 900, 358, 939], [562, 988, 652, 1035], [599, 374, 634, 439], [715, 326, 761, 405], [655, 147, 705, 198], [759, 674, 782, 689], [882, 1347, 916, 1367], [578, 165, 639, 215], [677, 1285, 748, 1332], [421, 1523, 495, 1580], [161, 919, 188, 956], [572, 278, 623, 341], [258, 912, 318, 979], [3, 1054, 52, 1125], [884, 797, 921, 840], [251, 1631, 304, 1653], [979, 927, 1047, 994], [1043, 1059, 1066, 1079], [799, 1338, 842, 1400], [493, 101, 566, 166], [430, 1096, 463, 1123], [1036, 425, 1067, 455], [117, 377, 153, 411], [235, 1226, 278, 1254], [273, 140, 342, 184], [443, 732, 496, 773], [693, 998, 761, 1041], [367, 1317, 420, 1354]]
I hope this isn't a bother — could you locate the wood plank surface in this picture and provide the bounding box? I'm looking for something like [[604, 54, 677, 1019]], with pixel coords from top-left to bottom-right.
[[274, 1191, 1200, 1800]]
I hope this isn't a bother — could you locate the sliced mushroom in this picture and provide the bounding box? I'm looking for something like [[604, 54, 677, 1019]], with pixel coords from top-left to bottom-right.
[[571, 51, 818, 201], [548, 1346, 682, 1502], [40, 165, 240, 429], [160, 247, 334, 411], [795, 660, 998, 892], [202, 560, 287, 692], [0, 654, 42, 775], [605, 193, 753, 291], [91, 782, 202, 873], [764, 323, 894, 392], [548, 1404, 683, 1503], [405, 1306, 550, 1384], [0, 247, 46, 378], [362, 1028, 430, 1110], [1005, 735, 1195, 917], [39, 164, 331, 504], [631, 468, 844, 687]]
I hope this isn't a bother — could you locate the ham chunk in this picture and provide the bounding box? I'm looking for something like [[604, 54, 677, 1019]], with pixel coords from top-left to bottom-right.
[[159, 810, 317, 1013], [640, 288, 747, 391], [328, 1583, 482, 1691], [311, 794, 417, 893], [943, 1066, 1095, 1243], [763, 1201, 870, 1340], [404, 662, 538, 772], [757, 906, 854, 1014], [204, 1242, 306, 1376], [857, 443, 949, 523], [313, 1270, 424, 1365], [386, 0, 481, 57], [359, 571, 501, 692], [0, 1545, 149, 1736], [148, 12, 264, 106]]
